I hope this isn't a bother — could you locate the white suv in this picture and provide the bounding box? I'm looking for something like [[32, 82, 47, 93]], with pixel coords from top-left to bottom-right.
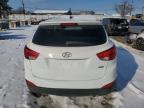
[[24, 18, 117, 96]]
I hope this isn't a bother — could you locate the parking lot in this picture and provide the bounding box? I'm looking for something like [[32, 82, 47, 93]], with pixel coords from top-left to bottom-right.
[[0, 25, 144, 108]]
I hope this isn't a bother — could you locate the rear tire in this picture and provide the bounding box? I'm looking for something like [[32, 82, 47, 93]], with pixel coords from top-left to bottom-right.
[[136, 38, 144, 50]]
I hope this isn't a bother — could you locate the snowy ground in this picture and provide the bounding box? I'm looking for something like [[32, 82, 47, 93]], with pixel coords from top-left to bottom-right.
[[112, 40, 144, 108], [0, 26, 144, 108]]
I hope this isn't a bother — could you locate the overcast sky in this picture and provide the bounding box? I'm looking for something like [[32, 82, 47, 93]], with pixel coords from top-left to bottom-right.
[[8, 0, 144, 14]]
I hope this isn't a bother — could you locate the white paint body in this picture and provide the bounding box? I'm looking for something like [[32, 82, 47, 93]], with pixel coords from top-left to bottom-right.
[[24, 19, 117, 89]]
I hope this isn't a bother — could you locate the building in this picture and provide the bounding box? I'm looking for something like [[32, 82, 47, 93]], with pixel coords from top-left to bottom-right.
[[32, 10, 68, 15]]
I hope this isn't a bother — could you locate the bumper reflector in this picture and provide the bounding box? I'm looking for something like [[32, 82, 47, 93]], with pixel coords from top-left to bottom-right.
[[102, 81, 115, 89], [25, 80, 37, 88]]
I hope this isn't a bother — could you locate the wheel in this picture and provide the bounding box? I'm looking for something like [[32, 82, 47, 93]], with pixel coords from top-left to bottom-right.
[[136, 38, 144, 50]]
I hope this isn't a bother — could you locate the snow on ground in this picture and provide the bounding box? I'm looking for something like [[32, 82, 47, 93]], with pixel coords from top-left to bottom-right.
[[0, 26, 144, 108], [0, 27, 35, 108], [112, 39, 144, 108]]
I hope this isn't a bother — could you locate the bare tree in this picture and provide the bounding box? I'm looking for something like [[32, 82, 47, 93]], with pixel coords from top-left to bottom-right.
[[0, 0, 12, 18], [115, 1, 134, 17]]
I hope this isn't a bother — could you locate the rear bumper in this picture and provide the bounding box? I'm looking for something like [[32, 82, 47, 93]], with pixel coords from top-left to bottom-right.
[[25, 62, 117, 89], [26, 81, 116, 96], [24, 58, 117, 95]]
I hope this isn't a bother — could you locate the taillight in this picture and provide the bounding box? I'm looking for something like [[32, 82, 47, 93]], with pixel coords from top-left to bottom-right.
[[97, 46, 116, 61], [60, 23, 78, 27], [24, 46, 39, 60]]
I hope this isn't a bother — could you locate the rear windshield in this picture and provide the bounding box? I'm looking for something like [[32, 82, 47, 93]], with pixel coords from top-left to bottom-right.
[[111, 19, 128, 25], [32, 25, 107, 47]]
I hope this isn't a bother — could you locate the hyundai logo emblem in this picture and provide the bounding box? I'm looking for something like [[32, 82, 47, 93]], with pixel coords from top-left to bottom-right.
[[62, 52, 72, 58]]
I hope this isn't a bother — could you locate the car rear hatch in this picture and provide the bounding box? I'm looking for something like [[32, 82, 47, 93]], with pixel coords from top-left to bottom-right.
[[26, 23, 111, 81]]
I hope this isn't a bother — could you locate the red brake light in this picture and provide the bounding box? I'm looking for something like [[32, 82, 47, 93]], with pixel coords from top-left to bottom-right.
[[60, 23, 78, 27], [97, 46, 116, 61], [24, 46, 39, 60]]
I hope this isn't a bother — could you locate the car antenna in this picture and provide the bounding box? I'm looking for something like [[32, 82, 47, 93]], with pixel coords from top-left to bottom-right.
[[67, 8, 73, 19]]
